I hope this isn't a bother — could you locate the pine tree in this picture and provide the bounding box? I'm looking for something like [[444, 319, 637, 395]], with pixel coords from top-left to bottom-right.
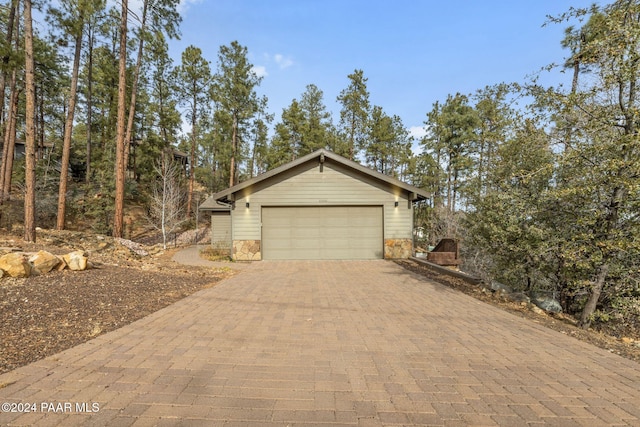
[[49, 0, 105, 230], [423, 93, 479, 211], [124, 0, 182, 180], [210, 41, 266, 187], [0, 0, 21, 204], [337, 69, 370, 160], [23, 0, 36, 242], [366, 105, 394, 174], [270, 99, 304, 165], [113, 0, 128, 238], [174, 45, 211, 218], [299, 84, 332, 154]]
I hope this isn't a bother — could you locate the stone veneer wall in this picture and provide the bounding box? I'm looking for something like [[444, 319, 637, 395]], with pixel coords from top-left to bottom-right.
[[233, 240, 261, 261], [384, 238, 413, 259]]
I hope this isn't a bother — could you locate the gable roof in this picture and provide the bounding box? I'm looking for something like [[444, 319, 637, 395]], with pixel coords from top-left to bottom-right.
[[200, 148, 430, 210]]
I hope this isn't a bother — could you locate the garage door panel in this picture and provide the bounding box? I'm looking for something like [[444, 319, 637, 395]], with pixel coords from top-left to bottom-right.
[[325, 217, 347, 227], [322, 238, 349, 248], [355, 216, 381, 226], [324, 228, 347, 238], [269, 240, 293, 249], [262, 206, 383, 260], [296, 228, 321, 239], [292, 238, 322, 249]]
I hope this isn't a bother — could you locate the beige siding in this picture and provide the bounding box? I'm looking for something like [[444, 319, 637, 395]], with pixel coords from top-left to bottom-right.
[[231, 163, 413, 241], [211, 211, 231, 253]]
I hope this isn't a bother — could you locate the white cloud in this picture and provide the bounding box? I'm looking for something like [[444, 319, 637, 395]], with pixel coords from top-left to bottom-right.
[[409, 126, 427, 140], [252, 65, 268, 78], [177, 0, 203, 15], [274, 54, 294, 69], [409, 126, 427, 155], [260, 53, 294, 71], [109, 0, 144, 17], [108, 0, 200, 18]]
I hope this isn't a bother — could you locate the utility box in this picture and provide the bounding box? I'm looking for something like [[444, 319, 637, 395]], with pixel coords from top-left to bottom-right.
[[427, 238, 460, 267]]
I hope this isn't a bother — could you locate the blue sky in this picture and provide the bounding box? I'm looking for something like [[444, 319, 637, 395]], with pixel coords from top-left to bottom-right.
[[166, 1, 596, 139]]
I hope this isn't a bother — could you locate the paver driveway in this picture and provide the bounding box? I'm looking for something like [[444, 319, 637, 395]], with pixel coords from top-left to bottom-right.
[[1, 260, 640, 426]]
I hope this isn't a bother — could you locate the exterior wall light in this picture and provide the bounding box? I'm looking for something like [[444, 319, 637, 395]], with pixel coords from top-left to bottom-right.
[[394, 201, 399, 207], [246, 202, 250, 208]]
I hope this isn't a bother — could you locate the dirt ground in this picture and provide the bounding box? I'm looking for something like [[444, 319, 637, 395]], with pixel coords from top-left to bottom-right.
[[1, 229, 639, 376], [0, 230, 235, 375]]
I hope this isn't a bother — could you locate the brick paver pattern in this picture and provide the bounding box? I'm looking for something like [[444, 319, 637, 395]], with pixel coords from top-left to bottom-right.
[[1, 260, 640, 426]]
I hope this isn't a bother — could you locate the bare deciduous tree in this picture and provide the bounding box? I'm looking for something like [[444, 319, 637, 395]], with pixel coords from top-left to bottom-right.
[[148, 155, 185, 249]]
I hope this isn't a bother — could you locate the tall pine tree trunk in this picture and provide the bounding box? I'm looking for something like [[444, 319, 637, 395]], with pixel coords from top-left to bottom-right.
[[0, 0, 17, 130], [348, 115, 355, 161], [0, 2, 19, 204], [0, 72, 19, 202], [23, 0, 36, 242], [86, 28, 94, 182], [229, 115, 237, 187], [56, 20, 84, 230], [446, 163, 453, 212], [124, 0, 148, 173], [113, 0, 128, 238], [186, 102, 197, 218], [37, 81, 45, 158]]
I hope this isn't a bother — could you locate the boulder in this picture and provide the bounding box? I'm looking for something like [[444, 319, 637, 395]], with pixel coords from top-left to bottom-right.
[[55, 257, 67, 271], [29, 250, 61, 274], [96, 242, 110, 251], [530, 292, 563, 313], [62, 250, 88, 271], [506, 292, 530, 304], [490, 281, 513, 294], [531, 305, 545, 315], [0, 252, 32, 278]]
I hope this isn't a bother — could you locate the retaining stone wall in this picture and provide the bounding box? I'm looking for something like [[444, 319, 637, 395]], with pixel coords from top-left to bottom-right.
[[384, 238, 413, 259], [233, 240, 261, 261]]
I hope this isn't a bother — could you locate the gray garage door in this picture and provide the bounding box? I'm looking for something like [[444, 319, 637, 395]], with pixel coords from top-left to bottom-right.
[[262, 206, 383, 260]]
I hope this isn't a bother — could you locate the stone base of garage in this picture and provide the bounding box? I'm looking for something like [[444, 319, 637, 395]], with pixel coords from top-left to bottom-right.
[[233, 238, 412, 261], [233, 240, 261, 261], [384, 238, 413, 259]]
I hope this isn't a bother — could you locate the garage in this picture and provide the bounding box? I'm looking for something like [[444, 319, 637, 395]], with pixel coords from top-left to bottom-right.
[[261, 206, 383, 260], [200, 149, 429, 261]]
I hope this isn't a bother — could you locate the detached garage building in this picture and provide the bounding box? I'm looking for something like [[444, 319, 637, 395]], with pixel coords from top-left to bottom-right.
[[200, 149, 429, 261]]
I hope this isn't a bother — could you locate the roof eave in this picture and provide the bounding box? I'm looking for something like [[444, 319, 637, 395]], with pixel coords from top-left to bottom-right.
[[199, 148, 430, 210]]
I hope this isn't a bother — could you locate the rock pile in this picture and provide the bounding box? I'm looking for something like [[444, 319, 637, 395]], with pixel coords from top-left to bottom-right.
[[0, 226, 211, 279], [529, 291, 563, 313], [114, 238, 149, 256], [484, 280, 563, 314], [0, 250, 89, 279]]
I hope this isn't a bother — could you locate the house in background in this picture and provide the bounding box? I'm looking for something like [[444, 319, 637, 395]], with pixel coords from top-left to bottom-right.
[[200, 148, 429, 261], [127, 144, 189, 180], [4, 140, 54, 160]]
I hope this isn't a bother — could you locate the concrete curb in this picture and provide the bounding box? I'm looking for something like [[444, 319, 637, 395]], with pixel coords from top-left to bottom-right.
[[410, 256, 483, 285]]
